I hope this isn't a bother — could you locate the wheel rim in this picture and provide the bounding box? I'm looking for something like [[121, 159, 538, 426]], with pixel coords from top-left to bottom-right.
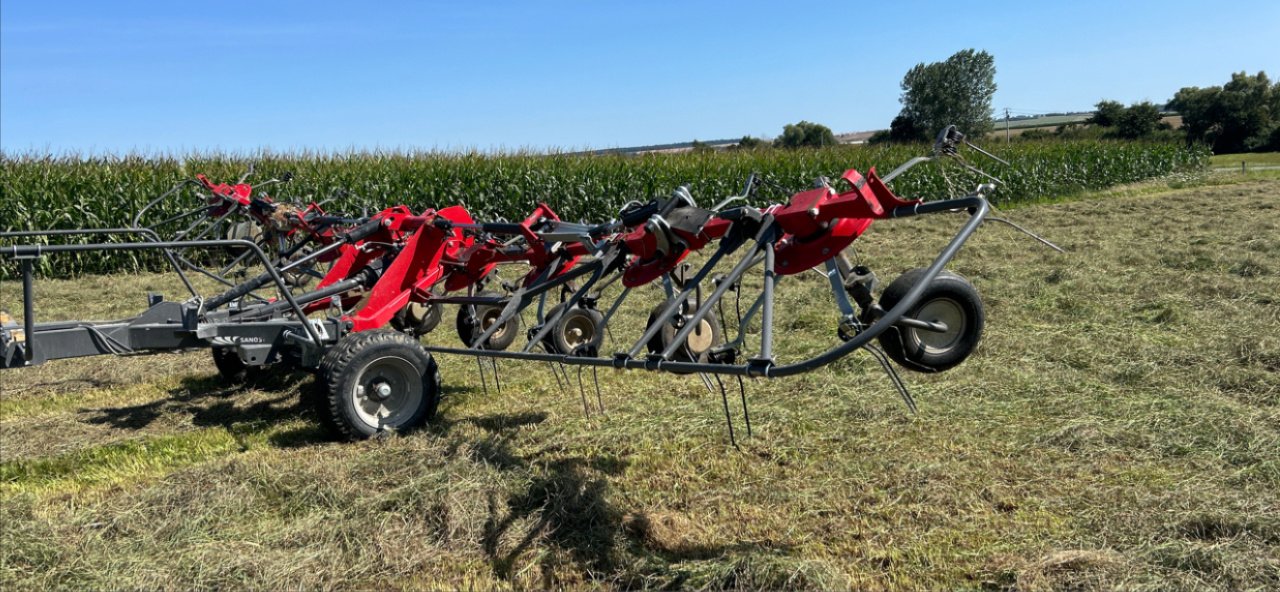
[[351, 355, 422, 429], [685, 318, 715, 353], [480, 308, 506, 340], [560, 312, 597, 350], [907, 298, 966, 355]]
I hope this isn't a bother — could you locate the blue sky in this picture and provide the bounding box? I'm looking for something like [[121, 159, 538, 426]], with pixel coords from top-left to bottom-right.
[[2, 1, 1276, 154]]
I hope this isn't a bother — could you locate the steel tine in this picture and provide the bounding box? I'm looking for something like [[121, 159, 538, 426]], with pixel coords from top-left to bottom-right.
[[712, 374, 739, 449], [736, 374, 752, 438], [591, 366, 605, 416], [987, 216, 1066, 253], [547, 362, 564, 390], [490, 358, 502, 394], [576, 366, 592, 418], [865, 344, 917, 414], [475, 356, 489, 396], [557, 362, 571, 388], [697, 371, 715, 393]]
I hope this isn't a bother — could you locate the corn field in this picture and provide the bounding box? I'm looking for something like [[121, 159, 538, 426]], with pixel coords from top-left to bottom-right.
[[0, 140, 1208, 277]]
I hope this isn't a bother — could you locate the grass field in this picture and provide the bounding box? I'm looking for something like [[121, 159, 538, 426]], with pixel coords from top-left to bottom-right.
[[2, 172, 1278, 590], [1211, 152, 1280, 168]]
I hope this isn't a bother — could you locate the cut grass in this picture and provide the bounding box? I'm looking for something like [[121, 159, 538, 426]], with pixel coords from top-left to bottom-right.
[[1, 177, 1279, 589]]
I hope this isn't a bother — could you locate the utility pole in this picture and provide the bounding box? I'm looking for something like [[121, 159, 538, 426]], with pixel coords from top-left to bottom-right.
[[1005, 108, 1011, 144]]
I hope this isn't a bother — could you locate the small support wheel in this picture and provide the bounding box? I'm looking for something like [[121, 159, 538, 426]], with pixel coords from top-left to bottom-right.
[[646, 299, 723, 373], [455, 291, 518, 350], [280, 245, 318, 289], [317, 330, 441, 440], [876, 268, 984, 373], [212, 347, 257, 383], [541, 303, 604, 355], [392, 301, 442, 336]]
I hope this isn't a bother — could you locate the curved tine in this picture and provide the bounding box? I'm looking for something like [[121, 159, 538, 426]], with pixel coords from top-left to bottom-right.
[[711, 173, 757, 211], [147, 204, 219, 233], [712, 374, 738, 449], [490, 358, 502, 394], [132, 180, 199, 228], [986, 216, 1066, 253], [475, 356, 489, 396], [591, 366, 605, 415], [576, 367, 591, 418], [546, 362, 565, 390], [963, 138, 1011, 166], [863, 344, 917, 414], [736, 375, 751, 438]]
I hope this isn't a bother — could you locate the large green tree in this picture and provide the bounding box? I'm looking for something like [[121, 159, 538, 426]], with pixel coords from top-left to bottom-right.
[[1169, 71, 1279, 153], [773, 121, 837, 148], [1089, 100, 1164, 139], [895, 49, 997, 141], [1087, 100, 1126, 127]]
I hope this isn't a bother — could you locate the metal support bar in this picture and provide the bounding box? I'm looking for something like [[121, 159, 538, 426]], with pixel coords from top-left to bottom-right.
[[232, 276, 366, 320], [0, 227, 197, 298], [521, 259, 611, 352], [4, 239, 324, 346], [21, 259, 35, 361], [660, 229, 774, 360], [756, 241, 777, 363], [599, 286, 632, 327], [824, 259, 856, 317], [627, 217, 774, 359], [467, 255, 605, 349]]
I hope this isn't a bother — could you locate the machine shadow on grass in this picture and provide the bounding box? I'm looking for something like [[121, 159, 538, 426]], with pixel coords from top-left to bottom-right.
[[83, 370, 314, 432], [420, 402, 629, 583], [81, 370, 482, 447], [432, 405, 760, 585], [76, 368, 749, 584]]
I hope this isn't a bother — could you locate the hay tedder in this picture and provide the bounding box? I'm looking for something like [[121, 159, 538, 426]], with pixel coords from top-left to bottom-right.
[[1, 127, 1055, 442]]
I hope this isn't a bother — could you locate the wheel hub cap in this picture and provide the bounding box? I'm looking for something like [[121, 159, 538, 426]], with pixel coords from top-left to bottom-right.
[[910, 298, 965, 354]]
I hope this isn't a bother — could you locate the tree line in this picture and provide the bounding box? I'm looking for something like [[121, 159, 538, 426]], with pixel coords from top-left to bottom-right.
[[711, 50, 1278, 154]]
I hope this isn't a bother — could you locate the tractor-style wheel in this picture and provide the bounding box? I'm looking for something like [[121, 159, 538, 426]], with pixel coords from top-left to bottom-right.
[[455, 291, 519, 350], [541, 303, 604, 355], [317, 330, 441, 440], [876, 268, 984, 373], [392, 301, 442, 336], [646, 299, 723, 372]]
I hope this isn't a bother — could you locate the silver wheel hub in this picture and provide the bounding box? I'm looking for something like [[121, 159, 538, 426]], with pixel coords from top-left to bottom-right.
[[908, 298, 966, 354], [685, 318, 715, 353], [560, 313, 596, 349], [351, 356, 422, 429]]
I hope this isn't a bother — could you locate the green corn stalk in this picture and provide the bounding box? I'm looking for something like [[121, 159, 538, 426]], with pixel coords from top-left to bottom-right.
[[0, 140, 1209, 278]]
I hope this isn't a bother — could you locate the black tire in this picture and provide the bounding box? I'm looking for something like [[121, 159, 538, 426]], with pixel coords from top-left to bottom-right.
[[212, 347, 255, 383], [876, 268, 984, 373], [392, 301, 442, 336], [317, 330, 441, 440], [455, 291, 518, 350], [540, 303, 604, 355], [646, 299, 723, 372]]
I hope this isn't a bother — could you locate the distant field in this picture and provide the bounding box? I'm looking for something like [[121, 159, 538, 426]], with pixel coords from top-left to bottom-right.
[[995, 114, 1092, 130], [989, 115, 1183, 139], [1211, 152, 1280, 168], [3, 173, 1277, 590]]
